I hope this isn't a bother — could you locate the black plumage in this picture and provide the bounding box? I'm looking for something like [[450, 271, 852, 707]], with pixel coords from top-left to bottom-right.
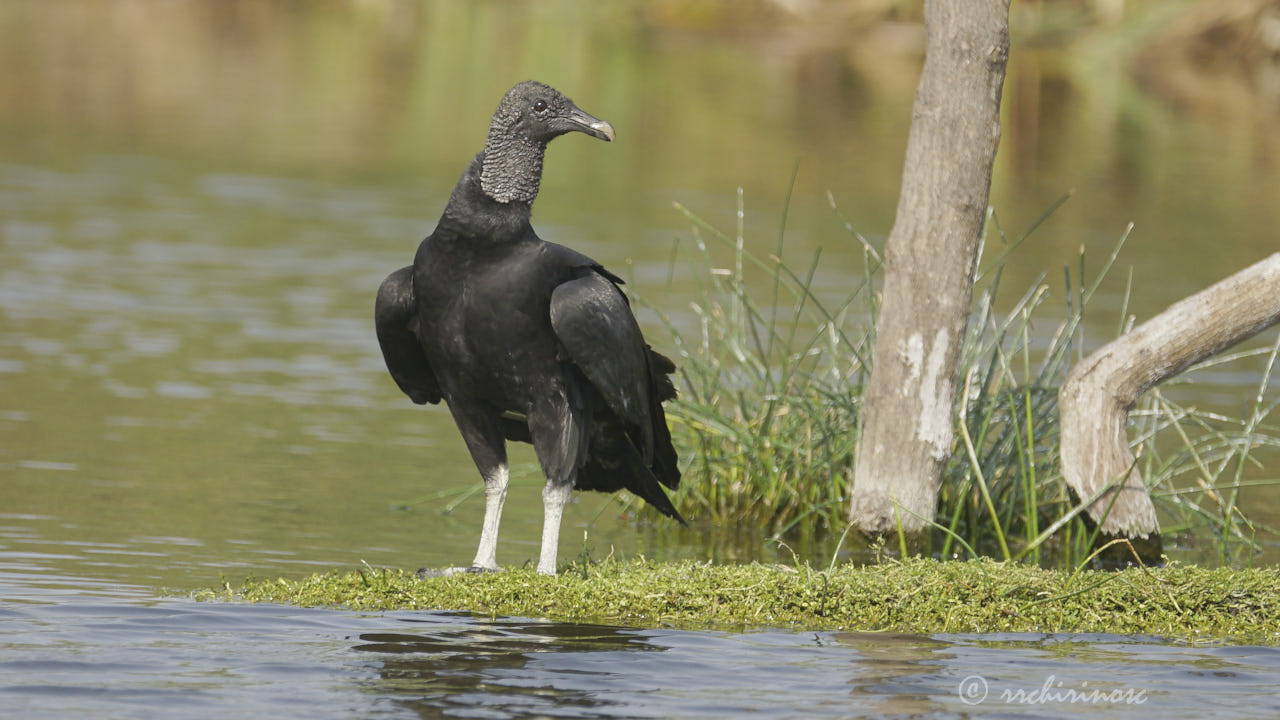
[[375, 80, 683, 576]]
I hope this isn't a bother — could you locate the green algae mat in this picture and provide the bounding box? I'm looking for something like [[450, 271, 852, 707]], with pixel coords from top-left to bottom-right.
[[199, 558, 1280, 644]]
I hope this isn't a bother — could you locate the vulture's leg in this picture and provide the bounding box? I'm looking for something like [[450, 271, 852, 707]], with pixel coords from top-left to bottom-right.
[[471, 463, 509, 571], [447, 401, 509, 573], [537, 481, 573, 575]]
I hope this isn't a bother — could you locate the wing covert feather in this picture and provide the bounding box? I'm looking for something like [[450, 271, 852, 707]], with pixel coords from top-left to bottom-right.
[[549, 271, 654, 455]]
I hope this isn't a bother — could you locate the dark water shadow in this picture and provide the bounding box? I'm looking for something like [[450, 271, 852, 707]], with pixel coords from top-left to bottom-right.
[[351, 614, 662, 719]]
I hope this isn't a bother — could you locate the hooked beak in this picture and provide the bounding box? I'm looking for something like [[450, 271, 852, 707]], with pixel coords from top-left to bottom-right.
[[566, 105, 615, 142]]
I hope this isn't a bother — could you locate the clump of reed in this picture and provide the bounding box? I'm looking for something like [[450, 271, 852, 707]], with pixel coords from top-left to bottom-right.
[[636, 186, 868, 541], [637, 189, 1279, 569]]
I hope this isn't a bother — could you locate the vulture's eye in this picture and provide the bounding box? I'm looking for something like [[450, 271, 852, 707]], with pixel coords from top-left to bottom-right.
[[533, 99, 548, 113]]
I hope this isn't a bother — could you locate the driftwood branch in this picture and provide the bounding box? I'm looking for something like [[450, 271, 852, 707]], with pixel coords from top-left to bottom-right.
[[1059, 253, 1280, 542], [849, 0, 1011, 533]]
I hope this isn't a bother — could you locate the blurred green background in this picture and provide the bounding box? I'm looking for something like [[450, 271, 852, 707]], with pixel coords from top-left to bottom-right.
[[2, 0, 1278, 585]]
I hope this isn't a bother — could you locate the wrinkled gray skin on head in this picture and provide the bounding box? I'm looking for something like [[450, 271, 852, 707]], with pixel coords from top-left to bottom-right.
[[480, 80, 613, 204]]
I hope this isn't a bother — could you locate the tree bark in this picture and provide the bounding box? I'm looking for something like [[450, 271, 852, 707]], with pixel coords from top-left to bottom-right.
[[1059, 253, 1280, 544], [850, 0, 1011, 534]]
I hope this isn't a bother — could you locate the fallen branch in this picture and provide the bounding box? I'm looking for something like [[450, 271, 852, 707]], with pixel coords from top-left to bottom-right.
[[1059, 253, 1280, 545]]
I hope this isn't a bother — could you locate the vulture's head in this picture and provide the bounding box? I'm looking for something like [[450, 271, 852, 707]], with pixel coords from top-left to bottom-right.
[[480, 81, 614, 204], [489, 80, 615, 146]]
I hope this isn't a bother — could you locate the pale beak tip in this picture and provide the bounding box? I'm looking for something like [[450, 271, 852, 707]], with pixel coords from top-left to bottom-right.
[[591, 120, 616, 142]]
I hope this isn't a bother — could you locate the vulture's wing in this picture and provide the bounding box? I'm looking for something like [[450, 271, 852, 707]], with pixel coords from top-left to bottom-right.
[[375, 266, 442, 405], [549, 270, 655, 460]]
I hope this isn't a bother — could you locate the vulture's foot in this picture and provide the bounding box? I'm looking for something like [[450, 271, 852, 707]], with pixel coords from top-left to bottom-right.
[[415, 565, 501, 579]]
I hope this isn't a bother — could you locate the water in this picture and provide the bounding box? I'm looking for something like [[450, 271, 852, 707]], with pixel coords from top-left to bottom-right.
[[5, 581, 1279, 719], [3, 1, 1280, 716]]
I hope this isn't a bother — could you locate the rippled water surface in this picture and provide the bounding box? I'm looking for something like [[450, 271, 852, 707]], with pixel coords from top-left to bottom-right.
[[4, 1, 1280, 717], [5, 578, 1280, 719]]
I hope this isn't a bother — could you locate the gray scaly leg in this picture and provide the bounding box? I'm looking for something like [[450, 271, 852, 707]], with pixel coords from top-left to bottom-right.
[[537, 481, 573, 575], [471, 464, 509, 571]]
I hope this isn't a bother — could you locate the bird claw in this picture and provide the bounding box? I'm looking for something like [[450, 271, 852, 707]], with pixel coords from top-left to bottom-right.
[[415, 565, 501, 579]]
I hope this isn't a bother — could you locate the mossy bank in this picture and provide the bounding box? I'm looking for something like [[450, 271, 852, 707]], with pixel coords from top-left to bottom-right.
[[199, 558, 1280, 644]]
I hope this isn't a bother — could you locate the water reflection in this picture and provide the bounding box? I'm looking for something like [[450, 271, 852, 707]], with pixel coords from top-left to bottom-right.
[[835, 632, 954, 716], [338, 613, 1280, 719], [356, 619, 659, 718]]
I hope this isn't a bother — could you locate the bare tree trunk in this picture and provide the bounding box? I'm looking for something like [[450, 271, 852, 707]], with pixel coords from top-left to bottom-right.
[[1059, 253, 1280, 549], [850, 0, 1011, 534]]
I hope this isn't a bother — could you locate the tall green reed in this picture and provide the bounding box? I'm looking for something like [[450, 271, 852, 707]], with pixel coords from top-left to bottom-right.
[[633, 189, 1279, 568]]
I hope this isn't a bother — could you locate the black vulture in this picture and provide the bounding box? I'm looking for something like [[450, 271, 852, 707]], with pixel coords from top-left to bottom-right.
[[375, 80, 684, 576]]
